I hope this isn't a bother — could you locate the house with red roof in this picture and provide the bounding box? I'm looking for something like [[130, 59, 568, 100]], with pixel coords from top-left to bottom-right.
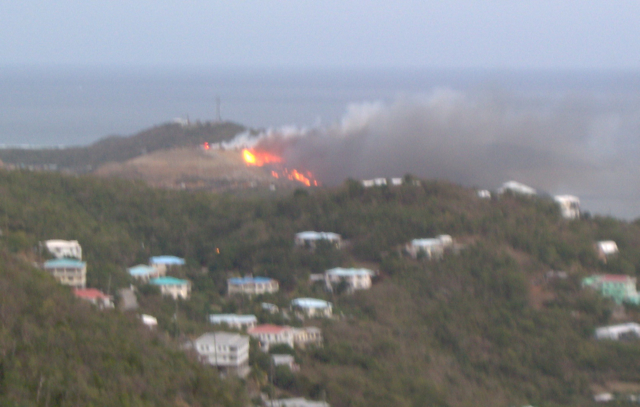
[[248, 324, 295, 350], [582, 274, 640, 305], [74, 288, 114, 309]]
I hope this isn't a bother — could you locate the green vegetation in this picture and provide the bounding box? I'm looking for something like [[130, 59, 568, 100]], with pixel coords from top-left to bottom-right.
[[1, 169, 640, 406]]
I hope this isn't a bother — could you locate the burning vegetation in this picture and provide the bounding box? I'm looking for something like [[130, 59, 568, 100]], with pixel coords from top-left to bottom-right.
[[241, 148, 318, 187]]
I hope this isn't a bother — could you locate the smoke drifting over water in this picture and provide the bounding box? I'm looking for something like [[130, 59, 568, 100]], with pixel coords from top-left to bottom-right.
[[227, 89, 640, 219]]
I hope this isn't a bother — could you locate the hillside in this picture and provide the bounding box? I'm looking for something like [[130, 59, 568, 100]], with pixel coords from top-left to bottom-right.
[[0, 121, 245, 172], [1, 170, 640, 406]]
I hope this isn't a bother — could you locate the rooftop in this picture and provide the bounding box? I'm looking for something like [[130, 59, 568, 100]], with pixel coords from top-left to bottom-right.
[[291, 298, 331, 309], [74, 288, 109, 299], [195, 332, 249, 347], [410, 238, 442, 247], [150, 277, 189, 286], [127, 264, 156, 276], [210, 314, 258, 323], [295, 231, 341, 240], [601, 274, 634, 282], [44, 258, 86, 268], [326, 267, 374, 277], [228, 276, 275, 285], [149, 255, 185, 265], [249, 324, 292, 334]]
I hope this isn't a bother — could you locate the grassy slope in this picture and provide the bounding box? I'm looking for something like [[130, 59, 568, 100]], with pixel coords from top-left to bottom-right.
[[1, 171, 640, 406]]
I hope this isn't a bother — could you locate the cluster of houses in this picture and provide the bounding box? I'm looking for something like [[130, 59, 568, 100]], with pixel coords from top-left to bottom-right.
[[479, 181, 582, 220], [127, 256, 191, 300]]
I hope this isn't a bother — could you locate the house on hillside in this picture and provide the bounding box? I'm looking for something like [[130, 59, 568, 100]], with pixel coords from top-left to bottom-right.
[[150, 277, 191, 300], [42, 239, 82, 259], [128, 264, 164, 282], [324, 267, 374, 293], [227, 276, 279, 296], [362, 178, 387, 188], [477, 189, 491, 199], [554, 195, 581, 219], [596, 241, 619, 262], [74, 288, 114, 309], [269, 398, 330, 407], [149, 255, 185, 274], [209, 314, 257, 330], [141, 314, 157, 329], [582, 274, 640, 305], [292, 326, 323, 348], [291, 298, 332, 319], [272, 354, 299, 371], [261, 302, 279, 314], [497, 181, 536, 196], [192, 332, 250, 378], [294, 231, 342, 249], [248, 324, 295, 350], [405, 235, 452, 260], [595, 323, 640, 340], [44, 258, 87, 289]]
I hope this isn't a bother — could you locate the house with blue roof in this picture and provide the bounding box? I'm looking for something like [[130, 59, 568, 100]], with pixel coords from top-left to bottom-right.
[[150, 277, 191, 300], [325, 267, 375, 292], [149, 256, 186, 274], [44, 258, 87, 289], [127, 264, 164, 282], [291, 298, 332, 318], [227, 276, 279, 296]]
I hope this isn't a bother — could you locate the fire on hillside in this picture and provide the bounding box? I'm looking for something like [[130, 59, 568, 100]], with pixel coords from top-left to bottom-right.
[[242, 148, 318, 187]]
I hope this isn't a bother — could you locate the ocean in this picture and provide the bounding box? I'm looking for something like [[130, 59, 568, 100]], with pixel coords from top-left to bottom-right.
[[1, 66, 640, 218]]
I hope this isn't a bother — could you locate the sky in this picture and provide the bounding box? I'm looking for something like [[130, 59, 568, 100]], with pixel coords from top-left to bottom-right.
[[2, 1, 640, 70]]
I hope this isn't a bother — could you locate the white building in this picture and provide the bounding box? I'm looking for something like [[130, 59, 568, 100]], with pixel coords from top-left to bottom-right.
[[554, 195, 581, 219], [390, 178, 403, 186], [44, 258, 87, 289], [192, 332, 250, 377], [43, 240, 82, 259], [269, 398, 329, 407], [291, 298, 332, 319], [325, 267, 374, 292], [128, 264, 165, 282], [361, 178, 388, 188], [141, 314, 157, 328], [596, 240, 619, 262], [248, 324, 295, 350], [227, 276, 279, 296], [292, 326, 323, 348], [272, 354, 299, 371], [595, 323, 640, 341], [149, 255, 185, 274], [150, 277, 191, 300], [477, 190, 491, 199], [405, 235, 452, 260], [261, 302, 279, 314], [497, 181, 537, 196], [209, 314, 257, 330], [294, 231, 342, 249]]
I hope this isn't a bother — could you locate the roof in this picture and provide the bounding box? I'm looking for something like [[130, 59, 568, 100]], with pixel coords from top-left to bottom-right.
[[248, 324, 292, 334], [325, 267, 374, 277], [410, 238, 442, 247], [498, 181, 537, 195], [596, 322, 640, 335], [44, 258, 86, 268], [272, 354, 295, 363], [45, 239, 80, 247], [291, 298, 331, 309], [127, 264, 156, 276], [150, 277, 189, 286], [295, 231, 341, 240], [601, 274, 634, 282], [195, 332, 249, 347], [149, 256, 185, 265], [554, 195, 580, 203], [141, 314, 157, 325], [598, 241, 619, 253], [228, 276, 275, 285], [74, 288, 109, 300], [209, 314, 257, 324]]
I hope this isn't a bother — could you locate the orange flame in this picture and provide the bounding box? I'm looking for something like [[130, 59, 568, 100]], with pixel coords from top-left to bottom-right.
[[241, 148, 318, 187]]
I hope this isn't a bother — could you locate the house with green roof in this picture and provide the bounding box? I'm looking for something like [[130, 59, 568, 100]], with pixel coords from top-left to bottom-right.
[[150, 277, 191, 300], [582, 274, 640, 305]]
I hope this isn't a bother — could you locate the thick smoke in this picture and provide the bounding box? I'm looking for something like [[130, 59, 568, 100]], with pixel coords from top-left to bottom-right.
[[227, 89, 640, 219]]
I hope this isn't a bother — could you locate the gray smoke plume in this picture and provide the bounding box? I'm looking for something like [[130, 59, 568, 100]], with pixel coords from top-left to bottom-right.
[[227, 89, 640, 219]]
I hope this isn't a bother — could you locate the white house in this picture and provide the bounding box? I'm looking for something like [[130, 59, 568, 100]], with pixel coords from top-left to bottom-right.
[[248, 324, 295, 350], [149, 255, 185, 274], [292, 326, 323, 348], [74, 288, 114, 309], [128, 264, 165, 282], [150, 277, 191, 300], [554, 195, 581, 219], [291, 298, 332, 319], [477, 190, 491, 199], [44, 258, 87, 289], [405, 235, 453, 260], [390, 178, 403, 186], [269, 398, 330, 407], [192, 332, 250, 377], [294, 231, 342, 249], [497, 181, 537, 196], [272, 354, 299, 371], [209, 314, 258, 330], [227, 276, 279, 296], [596, 240, 619, 262], [324, 268, 374, 292], [43, 239, 82, 259], [595, 323, 640, 340], [261, 302, 279, 314], [141, 314, 158, 329]]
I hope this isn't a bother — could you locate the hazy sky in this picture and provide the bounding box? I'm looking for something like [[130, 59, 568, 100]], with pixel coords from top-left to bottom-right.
[[2, 1, 640, 69]]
